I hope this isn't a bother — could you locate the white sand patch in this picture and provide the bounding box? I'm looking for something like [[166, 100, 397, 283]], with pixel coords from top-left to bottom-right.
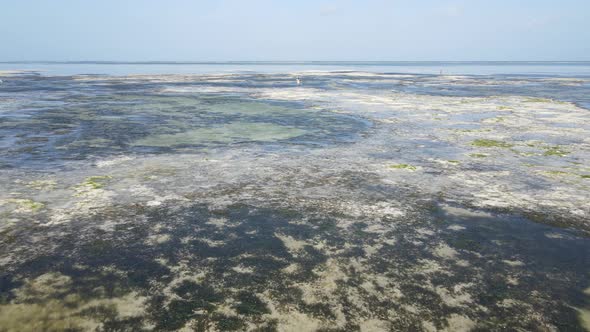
[[315, 259, 349, 291], [435, 284, 474, 308], [575, 307, 590, 331], [297, 259, 349, 305], [146, 233, 171, 245], [506, 275, 519, 286], [433, 243, 459, 259], [444, 314, 476, 331], [423, 320, 438, 331], [215, 302, 238, 316], [339, 201, 405, 220], [282, 263, 300, 274], [374, 203, 406, 217], [26, 179, 57, 191], [96, 156, 134, 168], [456, 259, 471, 267], [544, 232, 565, 239], [502, 259, 525, 267], [359, 318, 389, 332], [416, 259, 446, 274], [259, 292, 329, 331], [0, 273, 147, 331], [232, 264, 254, 274], [14, 272, 72, 301], [364, 243, 382, 256], [154, 257, 170, 267], [448, 224, 466, 231], [498, 298, 521, 308], [273, 311, 323, 332], [46, 183, 116, 226], [416, 227, 436, 236], [200, 238, 225, 247], [382, 237, 397, 245], [85, 291, 147, 318], [442, 205, 494, 219], [275, 233, 307, 253], [207, 217, 230, 228], [364, 223, 389, 234], [146, 200, 162, 206]]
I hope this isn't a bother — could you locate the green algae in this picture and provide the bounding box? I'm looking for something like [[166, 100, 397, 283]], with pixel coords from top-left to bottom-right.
[[541, 171, 590, 180], [80, 176, 113, 189], [132, 122, 307, 147], [524, 97, 553, 103], [523, 97, 569, 105], [544, 171, 569, 176], [26, 180, 57, 191], [471, 139, 513, 148], [469, 153, 488, 158], [543, 146, 570, 157], [488, 117, 505, 123], [455, 128, 492, 133], [389, 164, 417, 171], [8, 198, 45, 212], [447, 160, 460, 164]]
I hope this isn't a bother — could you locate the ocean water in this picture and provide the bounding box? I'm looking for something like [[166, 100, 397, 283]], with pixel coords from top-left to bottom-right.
[[3, 60, 590, 76], [0, 63, 589, 331]]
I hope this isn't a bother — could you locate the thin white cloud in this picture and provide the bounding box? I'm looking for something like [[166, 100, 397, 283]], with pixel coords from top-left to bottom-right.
[[319, 3, 339, 16]]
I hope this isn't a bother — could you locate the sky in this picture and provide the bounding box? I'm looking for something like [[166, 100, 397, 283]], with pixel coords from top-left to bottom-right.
[[1, 0, 589, 61]]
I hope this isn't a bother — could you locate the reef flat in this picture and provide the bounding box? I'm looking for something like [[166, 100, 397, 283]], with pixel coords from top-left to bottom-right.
[[0, 71, 589, 331]]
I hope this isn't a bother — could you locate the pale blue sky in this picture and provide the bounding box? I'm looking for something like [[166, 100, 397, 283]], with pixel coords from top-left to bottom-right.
[[1, 0, 589, 61]]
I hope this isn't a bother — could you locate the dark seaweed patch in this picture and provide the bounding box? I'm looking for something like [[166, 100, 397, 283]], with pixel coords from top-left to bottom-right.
[[0, 198, 589, 330]]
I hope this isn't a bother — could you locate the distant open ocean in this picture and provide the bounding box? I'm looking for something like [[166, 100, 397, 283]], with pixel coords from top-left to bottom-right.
[[2, 61, 590, 76]]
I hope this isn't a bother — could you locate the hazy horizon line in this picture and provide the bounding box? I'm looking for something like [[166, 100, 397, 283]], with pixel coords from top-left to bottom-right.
[[2, 60, 590, 65]]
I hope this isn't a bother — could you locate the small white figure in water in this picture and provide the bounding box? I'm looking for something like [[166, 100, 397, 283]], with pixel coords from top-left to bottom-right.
[[0, 79, 3, 84], [296, 76, 301, 85]]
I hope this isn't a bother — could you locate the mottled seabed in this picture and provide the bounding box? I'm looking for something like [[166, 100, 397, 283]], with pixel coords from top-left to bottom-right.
[[0, 71, 590, 332]]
